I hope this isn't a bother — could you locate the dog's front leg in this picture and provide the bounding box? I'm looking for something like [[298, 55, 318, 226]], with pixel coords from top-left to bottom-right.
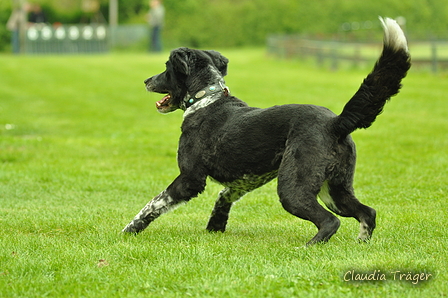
[[122, 173, 206, 234], [122, 190, 179, 233], [206, 188, 247, 232]]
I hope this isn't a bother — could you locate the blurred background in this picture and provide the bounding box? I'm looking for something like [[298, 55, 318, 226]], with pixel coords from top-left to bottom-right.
[[1, 0, 448, 71]]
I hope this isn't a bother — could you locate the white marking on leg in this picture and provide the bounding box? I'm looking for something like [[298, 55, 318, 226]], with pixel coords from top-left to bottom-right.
[[219, 188, 244, 203], [122, 190, 181, 233], [135, 190, 178, 219], [358, 222, 370, 241], [318, 181, 341, 213]]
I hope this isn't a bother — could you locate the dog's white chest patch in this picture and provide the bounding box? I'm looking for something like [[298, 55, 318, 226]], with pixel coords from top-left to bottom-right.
[[219, 171, 278, 192]]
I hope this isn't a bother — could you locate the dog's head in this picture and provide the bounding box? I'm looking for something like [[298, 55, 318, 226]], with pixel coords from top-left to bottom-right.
[[144, 47, 229, 113]]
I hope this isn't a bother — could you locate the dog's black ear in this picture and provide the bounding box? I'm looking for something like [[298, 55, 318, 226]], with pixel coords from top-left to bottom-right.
[[205, 50, 229, 77], [170, 48, 192, 75]]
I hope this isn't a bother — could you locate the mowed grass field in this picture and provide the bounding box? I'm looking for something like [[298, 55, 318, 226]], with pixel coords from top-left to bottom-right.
[[0, 48, 447, 297]]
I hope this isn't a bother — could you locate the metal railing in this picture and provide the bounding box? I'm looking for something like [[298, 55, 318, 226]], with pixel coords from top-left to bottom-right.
[[24, 24, 109, 54], [267, 35, 448, 73]]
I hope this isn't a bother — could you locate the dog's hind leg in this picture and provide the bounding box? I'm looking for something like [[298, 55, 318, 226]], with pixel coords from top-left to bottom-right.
[[206, 188, 247, 232], [277, 150, 340, 245], [322, 181, 376, 242], [278, 187, 341, 245]]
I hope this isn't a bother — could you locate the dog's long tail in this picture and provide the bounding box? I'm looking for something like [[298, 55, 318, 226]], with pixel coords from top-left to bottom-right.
[[333, 17, 411, 138]]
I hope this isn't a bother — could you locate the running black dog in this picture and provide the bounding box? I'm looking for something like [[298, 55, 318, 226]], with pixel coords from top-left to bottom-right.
[[122, 18, 411, 245]]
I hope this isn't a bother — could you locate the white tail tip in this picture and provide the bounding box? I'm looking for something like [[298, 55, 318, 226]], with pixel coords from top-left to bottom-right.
[[379, 16, 408, 52]]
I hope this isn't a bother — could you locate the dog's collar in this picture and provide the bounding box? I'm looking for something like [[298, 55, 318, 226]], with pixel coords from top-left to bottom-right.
[[181, 80, 230, 111]]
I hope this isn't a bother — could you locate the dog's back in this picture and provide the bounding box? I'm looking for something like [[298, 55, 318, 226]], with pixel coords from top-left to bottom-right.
[[183, 103, 338, 182]]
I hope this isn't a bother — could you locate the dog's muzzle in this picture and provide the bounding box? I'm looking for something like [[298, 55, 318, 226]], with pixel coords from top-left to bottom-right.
[[144, 77, 155, 92], [144, 76, 177, 113]]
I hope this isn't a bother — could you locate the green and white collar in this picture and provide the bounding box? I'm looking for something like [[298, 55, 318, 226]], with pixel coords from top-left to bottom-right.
[[182, 81, 230, 118]]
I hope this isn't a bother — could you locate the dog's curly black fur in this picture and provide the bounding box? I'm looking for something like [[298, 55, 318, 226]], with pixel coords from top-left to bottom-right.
[[122, 18, 411, 245]]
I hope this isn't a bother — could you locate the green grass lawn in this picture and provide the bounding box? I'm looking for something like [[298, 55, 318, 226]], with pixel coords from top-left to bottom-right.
[[0, 48, 447, 297]]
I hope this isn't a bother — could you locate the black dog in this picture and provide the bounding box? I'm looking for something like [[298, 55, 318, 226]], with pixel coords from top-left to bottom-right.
[[122, 17, 411, 245]]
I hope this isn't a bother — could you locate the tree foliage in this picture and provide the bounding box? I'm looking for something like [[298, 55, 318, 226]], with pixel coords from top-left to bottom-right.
[[1, 0, 448, 51], [161, 0, 448, 47]]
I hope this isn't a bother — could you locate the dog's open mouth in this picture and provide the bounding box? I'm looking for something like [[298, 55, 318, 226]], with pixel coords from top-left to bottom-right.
[[156, 94, 172, 111]]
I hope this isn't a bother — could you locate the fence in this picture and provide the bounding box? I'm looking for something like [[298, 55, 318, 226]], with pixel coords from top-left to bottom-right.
[[22, 24, 149, 54], [24, 24, 108, 54], [267, 35, 448, 73], [411, 42, 448, 73], [111, 25, 148, 48]]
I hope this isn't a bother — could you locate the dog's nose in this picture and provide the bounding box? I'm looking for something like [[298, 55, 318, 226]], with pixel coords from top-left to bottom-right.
[[144, 78, 151, 85]]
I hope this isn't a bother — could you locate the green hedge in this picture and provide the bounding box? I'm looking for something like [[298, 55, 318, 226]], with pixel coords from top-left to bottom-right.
[[0, 1, 12, 52], [161, 0, 448, 47], [1, 0, 448, 51]]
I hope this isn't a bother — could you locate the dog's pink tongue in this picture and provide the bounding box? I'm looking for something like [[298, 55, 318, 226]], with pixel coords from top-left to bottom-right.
[[156, 95, 170, 109]]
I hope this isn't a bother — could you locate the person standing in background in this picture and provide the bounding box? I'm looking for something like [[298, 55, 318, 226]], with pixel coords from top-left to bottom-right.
[[6, 3, 29, 54], [28, 4, 48, 25], [148, 0, 164, 52]]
